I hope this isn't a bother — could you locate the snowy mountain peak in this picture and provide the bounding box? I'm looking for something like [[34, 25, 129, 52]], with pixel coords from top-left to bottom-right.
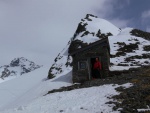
[[10, 57, 36, 68], [0, 57, 42, 83], [10, 57, 29, 67], [69, 14, 121, 53], [73, 14, 121, 41]]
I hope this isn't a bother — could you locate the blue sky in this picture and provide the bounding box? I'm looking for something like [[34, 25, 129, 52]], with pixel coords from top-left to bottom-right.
[[0, 0, 150, 66]]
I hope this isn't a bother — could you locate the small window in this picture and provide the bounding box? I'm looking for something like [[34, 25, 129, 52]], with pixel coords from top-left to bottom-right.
[[78, 61, 86, 70]]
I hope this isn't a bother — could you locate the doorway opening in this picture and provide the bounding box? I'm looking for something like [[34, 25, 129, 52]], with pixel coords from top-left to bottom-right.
[[90, 57, 102, 79]]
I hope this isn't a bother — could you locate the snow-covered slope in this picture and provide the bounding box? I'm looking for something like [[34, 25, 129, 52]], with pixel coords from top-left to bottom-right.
[[0, 66, 72, 111], [48, 14, 150, 79], [0, 64, 133, 113], [0, 63, 132, 113], [0, 57, 42, 83], [109, 28, 150, 70], [48, 41, 72, 78], [1, 83, 132, 113]]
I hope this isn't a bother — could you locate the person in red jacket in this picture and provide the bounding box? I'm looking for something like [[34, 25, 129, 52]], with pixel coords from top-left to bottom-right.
[[93, 58, 102, 79]]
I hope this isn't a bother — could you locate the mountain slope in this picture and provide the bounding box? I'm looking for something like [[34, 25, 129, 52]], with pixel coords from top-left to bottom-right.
[[48, 14, 150, 79], [109, 28, 150, 70], [0, 66, 72, 111], [0, 66, 132, 113], [0, 57, 42, 83]]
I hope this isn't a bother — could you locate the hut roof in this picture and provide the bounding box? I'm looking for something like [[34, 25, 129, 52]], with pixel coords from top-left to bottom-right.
[[69, 37, 110, 56]]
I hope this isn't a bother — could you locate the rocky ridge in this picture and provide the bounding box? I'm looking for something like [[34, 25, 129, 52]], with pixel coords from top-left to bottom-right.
[[0, 57, 42, 81]]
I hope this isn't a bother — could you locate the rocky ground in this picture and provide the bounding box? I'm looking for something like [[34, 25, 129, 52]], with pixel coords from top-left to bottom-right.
[[111, 66, 150, 113], [46, 66, 150, 113]]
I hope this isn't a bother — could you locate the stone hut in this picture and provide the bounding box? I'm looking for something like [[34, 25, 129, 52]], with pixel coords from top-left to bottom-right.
[[69, 37, 110, 83]]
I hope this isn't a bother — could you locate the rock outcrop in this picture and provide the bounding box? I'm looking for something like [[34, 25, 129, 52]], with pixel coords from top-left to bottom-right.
[[0, 57, 42, 81]]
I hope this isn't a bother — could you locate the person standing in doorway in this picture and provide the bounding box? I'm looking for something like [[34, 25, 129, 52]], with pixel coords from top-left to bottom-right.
[[93, 58, 102, 79]]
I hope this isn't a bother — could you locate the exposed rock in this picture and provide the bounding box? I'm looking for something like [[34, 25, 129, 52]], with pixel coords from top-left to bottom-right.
[[0, 57, 42, 80], [130, 29, 150, 41], [143, 45, 150, 51], [111, 66, 150, 113]]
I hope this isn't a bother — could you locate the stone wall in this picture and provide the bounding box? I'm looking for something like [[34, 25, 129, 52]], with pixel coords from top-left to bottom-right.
[[72, 43, 110, 83]]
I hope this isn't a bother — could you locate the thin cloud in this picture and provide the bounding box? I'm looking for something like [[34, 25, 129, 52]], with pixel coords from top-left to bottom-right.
[[109, 18, 130, 28], [96, 0, 131, 29], [146, 27, 150, 32], [126, 0, 131, 5], [141, 10, 150, 31], [142, 10, 150, 20]]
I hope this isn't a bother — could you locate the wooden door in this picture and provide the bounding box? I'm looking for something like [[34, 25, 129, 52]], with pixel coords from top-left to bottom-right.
[[86, 59, 91, 80]]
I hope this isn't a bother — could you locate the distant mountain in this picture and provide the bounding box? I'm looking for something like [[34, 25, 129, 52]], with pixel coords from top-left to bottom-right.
[[48, 14, 150, 79], [0, 57, 42, 83]]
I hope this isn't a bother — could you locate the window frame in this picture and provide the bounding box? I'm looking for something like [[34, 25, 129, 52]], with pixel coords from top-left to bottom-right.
[[78, 61, 87, 70]]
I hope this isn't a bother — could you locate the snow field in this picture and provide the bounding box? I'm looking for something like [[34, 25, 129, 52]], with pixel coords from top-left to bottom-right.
[[1, 83, 132, 113], [0, 66, 72, 111]]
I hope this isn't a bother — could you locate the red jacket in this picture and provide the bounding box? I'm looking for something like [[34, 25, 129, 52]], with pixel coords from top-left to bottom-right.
[[93, 61, 102, 70]]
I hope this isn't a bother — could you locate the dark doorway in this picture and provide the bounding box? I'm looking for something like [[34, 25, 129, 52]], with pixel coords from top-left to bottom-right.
[[90, 57, 101, 79]]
